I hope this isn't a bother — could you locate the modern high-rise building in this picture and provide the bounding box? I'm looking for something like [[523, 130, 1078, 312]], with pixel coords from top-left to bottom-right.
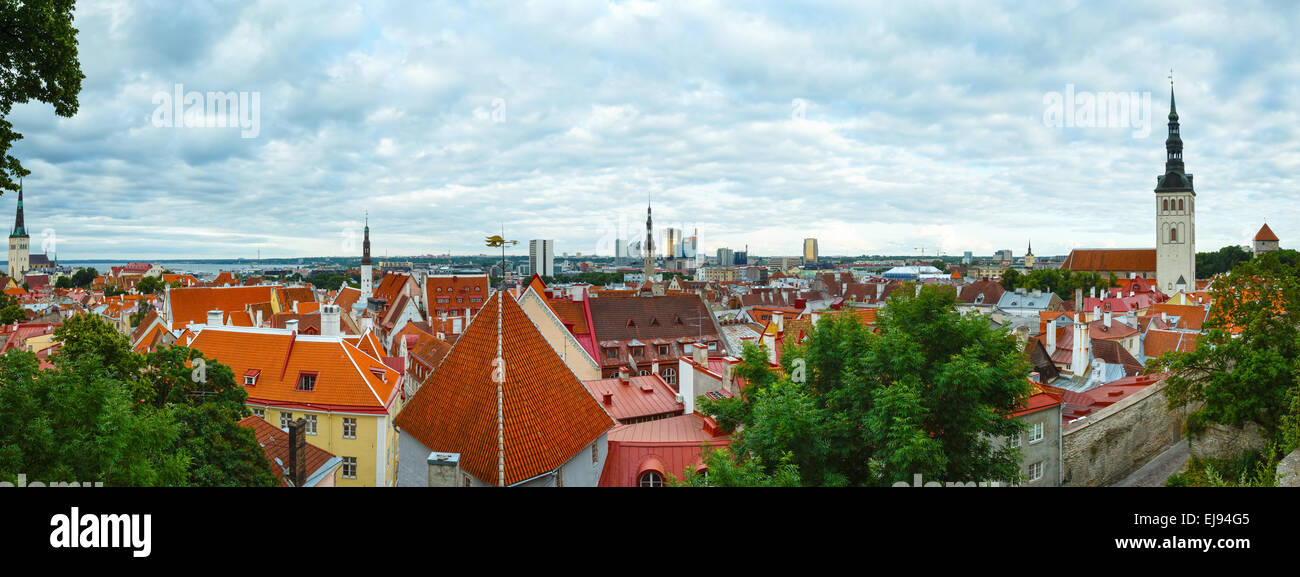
[[803, 238, 818, 263], [663, 228, 682, 259], [716, 247, 734, 267], [530, 239, 554, 278], [614, 237, 626, 264]]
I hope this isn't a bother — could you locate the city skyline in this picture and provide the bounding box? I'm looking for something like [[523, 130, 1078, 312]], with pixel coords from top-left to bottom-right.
[[6, 1, 1297, 260]]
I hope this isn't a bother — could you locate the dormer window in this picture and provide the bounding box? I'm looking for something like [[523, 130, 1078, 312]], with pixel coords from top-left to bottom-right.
[[297, 371, 317, 391], [370, 368, 387, 383], [244, 369, 261, 386], [650, 317, 660, 327]]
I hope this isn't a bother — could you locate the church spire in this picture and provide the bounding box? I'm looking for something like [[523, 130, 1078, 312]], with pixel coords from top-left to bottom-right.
[[361, 212, 371, 266], [1156, 75, 1193, 193], [10, 180, 27, 238]]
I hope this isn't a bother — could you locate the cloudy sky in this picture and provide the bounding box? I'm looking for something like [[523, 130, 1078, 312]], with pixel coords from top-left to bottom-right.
[[8, 0, 1298, 260]]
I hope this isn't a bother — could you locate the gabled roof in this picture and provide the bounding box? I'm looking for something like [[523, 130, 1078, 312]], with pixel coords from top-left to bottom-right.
[[167, 285, 280, 328], [187, 326, 400, 412], [238, 415, 340, 487], [395, 291, 614, 486], [598, 413, 730, 487], [1091, 339, 1143, 376], [1061, 249, 1157, 273], [1254, 223, 1279, 242], [1143, 329, 1198, 358], [332, 286, 362, 311], [1149, 303, 1209, 331]]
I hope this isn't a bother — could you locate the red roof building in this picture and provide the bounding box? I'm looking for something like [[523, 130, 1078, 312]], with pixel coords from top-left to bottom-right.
[[238, 415, 342, 487], [583, 372, 683, 424], [598, 413, 730, 487]]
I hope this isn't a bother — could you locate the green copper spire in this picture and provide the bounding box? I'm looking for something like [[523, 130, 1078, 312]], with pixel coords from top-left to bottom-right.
[[10, 180, 27, 238]]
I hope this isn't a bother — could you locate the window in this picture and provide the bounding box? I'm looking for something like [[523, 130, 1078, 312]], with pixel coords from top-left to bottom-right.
[[252, 408, 265, 419], [605, 348, 618, 360], [279, 412, 293, 430], [1162, 199, 1168, 211], [343, 417, 357, 439], [631, 346, 643, 358], [639, 370, 650, 376], [1178, 198, 1184, 211], [662, 367, 677, 385], [657, 345, 669, 356], [591, 443, 599, 464], [639, 472, 663, 487], [305, 414, 317, 435], [1170, 227, 1177, 242], [297, 372, 316, 391], [1028, 461, 1044, 482], [342, 457, 357, 479], [462, 472, 472, 487], [1029, 422, 1044, 444]]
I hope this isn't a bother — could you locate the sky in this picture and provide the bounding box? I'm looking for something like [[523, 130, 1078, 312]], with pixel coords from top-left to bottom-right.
[[7, 0, 1298, 260]]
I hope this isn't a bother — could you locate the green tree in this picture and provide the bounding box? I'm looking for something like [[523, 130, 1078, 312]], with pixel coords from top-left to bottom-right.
[[670, 448, 801, 487], [999, 268, 1021, 290], [135, 275, 163, 295], [0, 0, 86, 192], [697, 285, 1033, 486], [70, 267, 96, 288], [1151, 252, 1300, 446], [1195, 245, 1254, 277], [54, 275, 72, 289], [0, 303, 24, 324]]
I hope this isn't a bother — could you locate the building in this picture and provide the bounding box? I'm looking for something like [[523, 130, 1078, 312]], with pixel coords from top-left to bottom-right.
[[1155, 83, 1196, 293], [1253, 224, 1279, 255], [424, 273, 489, 318], [8, 186, 51, 278], [1060, 248, 1156, 280], [716, 248, 734, 267], [588, 293, 724, 382], [1002, 381, 1064, 486], [803, 238, 818, 263], [394, 290, 615, 487], [614, 237, 626, 265], [185, 325, 403, 487], [238, 416, 342, 487], [663, 228, 681, 259], [529, 239, 554, 278], [1024, 241, 1035, 269], [359, 218, 373, 313]]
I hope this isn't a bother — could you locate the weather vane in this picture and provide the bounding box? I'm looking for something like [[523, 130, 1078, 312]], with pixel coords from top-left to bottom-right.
[[485, 225, 517, 290], [1169, 68, 1174, 86]]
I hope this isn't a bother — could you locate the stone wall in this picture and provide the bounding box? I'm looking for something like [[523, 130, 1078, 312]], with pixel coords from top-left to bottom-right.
[[1275, 450, 1300, 487], [1188, 422, 1267, 460], [1061, 379, 1191, 486]]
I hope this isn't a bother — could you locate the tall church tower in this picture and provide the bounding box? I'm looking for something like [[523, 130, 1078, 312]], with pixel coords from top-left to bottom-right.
[[1155, 80, 1196, 294], [639, 202, 661, 296], [360, 215, 373, 305], [8, 185, 29, 278]]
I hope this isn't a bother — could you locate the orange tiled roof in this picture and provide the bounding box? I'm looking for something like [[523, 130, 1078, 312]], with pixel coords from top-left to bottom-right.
[[1254, 223, 1279, 242], [1143, 329, 1198, 358], [395, 291, 614, 486], [1149, 303, 1209, 331], [332, 286, 361, 312], [238, 415, 338, 486], [1061, 249, 1156, 273], [187, 327, 400, 412], [168, 286, 279, 327]]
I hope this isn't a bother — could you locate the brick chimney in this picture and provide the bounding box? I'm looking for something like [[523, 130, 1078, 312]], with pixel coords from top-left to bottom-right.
[[426, 452, 462, 487], [287, 418, 308, 487], [722, 356, 741, 392]]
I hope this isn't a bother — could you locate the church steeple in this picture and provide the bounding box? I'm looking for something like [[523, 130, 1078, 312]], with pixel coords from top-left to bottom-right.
[[1156, 77, 1193, 192], [10, 182, 27, 239], [361, 213, 371, 266]]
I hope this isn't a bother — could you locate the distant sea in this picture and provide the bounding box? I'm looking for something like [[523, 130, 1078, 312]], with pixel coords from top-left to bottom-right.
[[0, 261, 299, 276]]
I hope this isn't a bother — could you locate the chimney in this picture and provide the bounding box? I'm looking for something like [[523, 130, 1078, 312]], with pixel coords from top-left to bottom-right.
[[722, 356, 741, 392], [1046, 318, 1057, 350], [207, 309, 223, 326], [1071, 321, 1089, 378], [1029, 371, 1040, 384], [1090, 286, 1097, 299], [1092, 305, 1101, 321], [286, 319, 299, 333], [876, 283, 884, 299], [1032, 289, 1041, 298], [287, 418, 308, 487], [692, 342, 707, 367], [774, 311, 784, 333], [321, 304, 340, 337], [1074, 288, 1083, 312], [452, 317, 463, 334], [255, 309, 263, 327], [426, 452, 462, 487], [1104, 309, 1112, 329], [571, 286, 584, 301], [602, 391, 613, 405], [811, 311, 821, 325], [618, 366, 630, 385]]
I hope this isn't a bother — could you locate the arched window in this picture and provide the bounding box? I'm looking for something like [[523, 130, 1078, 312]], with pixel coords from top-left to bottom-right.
[[638, 370, 650, 376], [1162, 199, 1168, 211], [662, 367, 677, 385], [638, 471, 663, 487], [1178, 198, 1184, 211], [1170, 227, 1178, 242]]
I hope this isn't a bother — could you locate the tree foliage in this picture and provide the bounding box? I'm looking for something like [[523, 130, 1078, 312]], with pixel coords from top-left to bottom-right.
[[696, 285, 1033, 486], [0, 314, 275, 486], [0, 0, 86, 192], [1195, 245, 1254, 278], [1151, 252, 1300, 447]]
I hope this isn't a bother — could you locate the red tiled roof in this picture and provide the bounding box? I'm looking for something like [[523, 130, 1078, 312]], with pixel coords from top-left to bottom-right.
[[238, 415, 339, 487], [1254, 223, 1279, 242], [1149, 303, 1209, 331], [168, 286, 279, 327], [332, 286, 361, 312], [1088, 319, 1139, 341], [598, 413, 730, 487], [583, 374, 683, 423], [424, 274, 489, 314], [1143, 329, 1198, 358], [394, 291, 615, 486], [1061, 249, 1156, 273], [188, 327, 400, 412]]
